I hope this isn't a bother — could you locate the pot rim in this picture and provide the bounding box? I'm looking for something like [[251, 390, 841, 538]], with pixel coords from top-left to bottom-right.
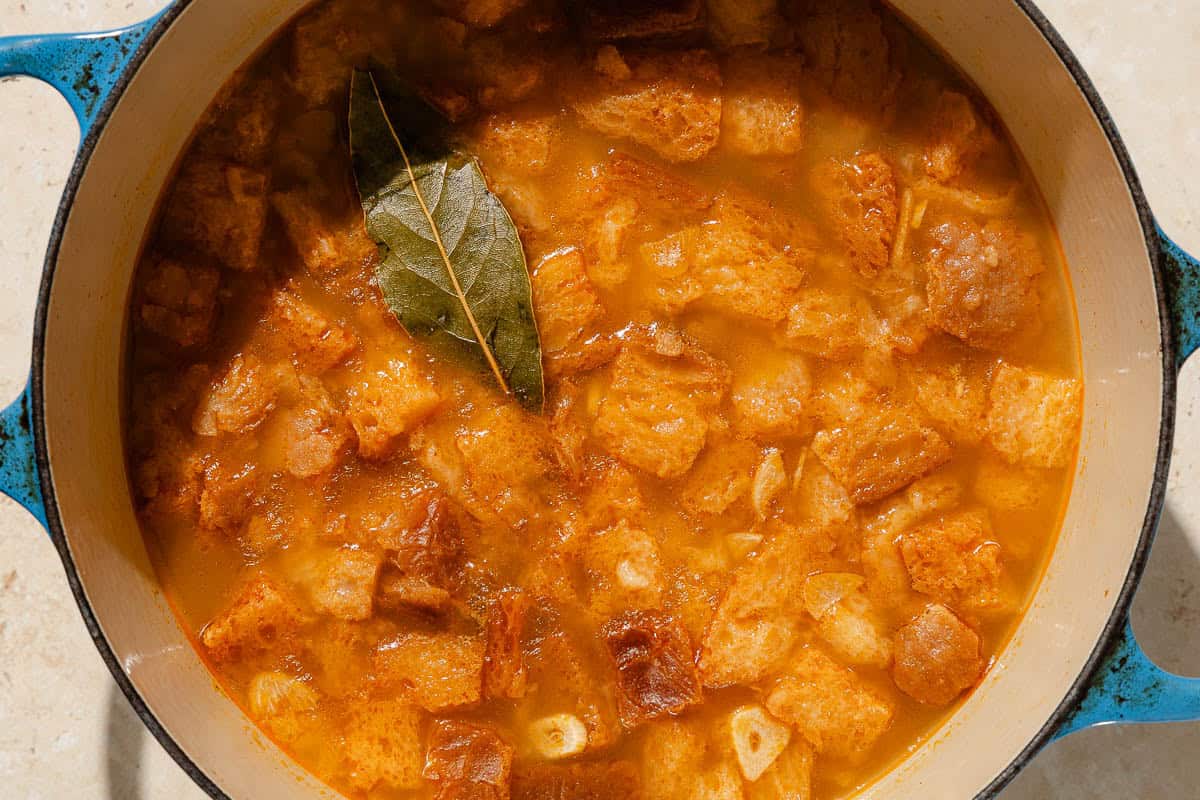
[[26, 1, 1177, 798]]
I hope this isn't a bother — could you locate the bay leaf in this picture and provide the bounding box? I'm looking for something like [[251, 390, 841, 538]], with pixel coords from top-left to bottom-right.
[[349, 69, 544, 410]]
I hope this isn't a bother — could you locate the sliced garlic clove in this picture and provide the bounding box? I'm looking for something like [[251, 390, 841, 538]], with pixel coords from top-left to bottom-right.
[[803, 572, 866, 621], [791, 448, 808, 489], [725, 532, 763, 561], [248, 671, 318, 719], [529, 713, 588, 759], [751, 449, 787, 520], [615, 536, 660, 591], [730, 705, 792, 782]]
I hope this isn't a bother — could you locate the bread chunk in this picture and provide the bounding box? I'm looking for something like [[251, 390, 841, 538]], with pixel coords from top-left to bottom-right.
[[811, 401, 952, 504], [700, 527, 816, 687], [290, 0, 387, 107], [193, 354, 287, 436], [456, 402, 557, 526], [927, 218, 1044, 349], [985, 363, 1082, 468], [813, 152, 898, 277], [794, 0, 901, 113], [161, 158, 268, 272], [373, 493, 464, 612], [973, 455, 1047, 511], [198, 74, 280, 166], [423, 720, 514, 800], [346, 359, 442, 460], [803, 573, 892, 668], [730, 350, 812, 439], [924, 90, 1002, 183], [641, 197, 810, 322], [485, 590, 531, 700], [572, 47, 723, 162], [137, 256, 220, 349], [910, 360, 990, 445], [859, 476, 965, 614], [264, 286, 358, 374], [462, 34, 549, 112], [272, 191, 378, 278], [340, 701, 424, 791], [892, 603, 985, 705], [765, 647, 894, 758], [602, 610, 702, 727], [905, 472, 963, 517], [247, 672, 319, 745], [721, 51, 805, 157], [474, 112, 561, 175], [679, 437, 759, 516], [593, 328, 730, 479], [576, 153, 714, 289], [784, 289, 877, 360], [309, 547, 382, 621], [788, 451, 856, 533], [531, 247, 608, 376], [281, 377, 351, 479], [900, 510, 1003, 614], [374, 632, 485, 711], [513, 761, 641, 800], [197, 450, 260, 532], [201, 574, 308, 662], [584, 522, 665, 615], [642, 719, 742, 800]]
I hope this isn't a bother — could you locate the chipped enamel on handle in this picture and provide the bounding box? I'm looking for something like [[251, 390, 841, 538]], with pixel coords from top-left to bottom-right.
[[1059, 227, 1200, 738], [0, 15, 162, 527]]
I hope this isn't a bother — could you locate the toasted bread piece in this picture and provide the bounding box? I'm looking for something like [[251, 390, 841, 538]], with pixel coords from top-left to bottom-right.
[[572, 47, 723, 162], [892, 603, 985, 705], [985, 362, 1082, 468]]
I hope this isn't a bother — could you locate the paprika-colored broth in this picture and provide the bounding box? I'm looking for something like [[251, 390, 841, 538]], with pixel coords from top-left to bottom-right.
[[125, 1, 1083, 797]]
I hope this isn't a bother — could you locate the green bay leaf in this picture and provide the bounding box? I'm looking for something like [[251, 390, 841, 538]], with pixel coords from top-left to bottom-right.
[[349, 69, 543, 410]]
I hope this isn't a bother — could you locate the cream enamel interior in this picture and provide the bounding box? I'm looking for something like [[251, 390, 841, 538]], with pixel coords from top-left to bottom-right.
[[36, 1, 1166, 797]]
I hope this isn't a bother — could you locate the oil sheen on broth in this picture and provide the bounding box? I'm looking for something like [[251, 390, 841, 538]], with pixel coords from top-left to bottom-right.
[[124, 1, 1084, 798]]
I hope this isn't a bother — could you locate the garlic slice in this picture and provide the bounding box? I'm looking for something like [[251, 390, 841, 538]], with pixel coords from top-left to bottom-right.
[[730, 705, 792, 782], [751, 449, 787, 520], [529, 713, 588, 759]]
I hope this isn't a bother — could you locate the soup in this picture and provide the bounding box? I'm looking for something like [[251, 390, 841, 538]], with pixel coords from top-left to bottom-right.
[[124, 0, 1083, 797]]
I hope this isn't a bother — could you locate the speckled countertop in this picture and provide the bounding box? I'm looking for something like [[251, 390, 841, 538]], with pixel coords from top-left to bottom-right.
[[0, 2, 1197, 798]]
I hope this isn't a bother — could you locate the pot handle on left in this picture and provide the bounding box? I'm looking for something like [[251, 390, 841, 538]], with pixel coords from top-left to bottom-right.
[[0, 14, 163, 135], [1057, 225, 1200, 737], [0, 14, 163, 529]]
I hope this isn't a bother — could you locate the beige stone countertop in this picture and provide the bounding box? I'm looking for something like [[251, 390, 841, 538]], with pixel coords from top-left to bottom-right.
[[1, 1, 1198, 798]]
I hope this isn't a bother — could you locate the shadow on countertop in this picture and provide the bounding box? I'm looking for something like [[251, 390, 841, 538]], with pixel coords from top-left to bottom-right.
[[105, 681, 145, 800], [1003, 500, 1200, 799]]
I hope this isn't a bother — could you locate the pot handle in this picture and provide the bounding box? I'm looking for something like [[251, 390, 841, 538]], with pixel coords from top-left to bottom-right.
[[1162, 224, 1200, 367], [1056, 619, 1200, 738], [0, 14, 163, 135], [1058, 225, 1200, 737], [0, 14, 163, 529]]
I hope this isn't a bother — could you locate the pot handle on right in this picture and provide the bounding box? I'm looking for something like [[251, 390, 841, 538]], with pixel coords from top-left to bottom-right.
[[1058, 225, 1200, 737], [1162, 223, 1200, 367], [1056, 620, 1200, 737]]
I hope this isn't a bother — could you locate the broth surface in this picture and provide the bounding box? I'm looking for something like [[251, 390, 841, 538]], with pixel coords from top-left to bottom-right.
[[125, 1, 1083, 798]]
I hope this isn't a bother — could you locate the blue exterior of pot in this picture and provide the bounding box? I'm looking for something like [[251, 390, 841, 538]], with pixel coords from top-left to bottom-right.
[[1, 4, 1198, 794]]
